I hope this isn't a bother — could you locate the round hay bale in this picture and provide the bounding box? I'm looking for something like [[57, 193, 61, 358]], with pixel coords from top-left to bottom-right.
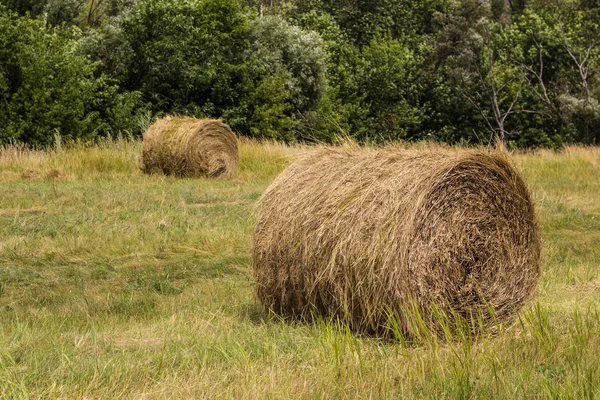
[[141, 117, 239, 177], [253, 146, 542, 338]]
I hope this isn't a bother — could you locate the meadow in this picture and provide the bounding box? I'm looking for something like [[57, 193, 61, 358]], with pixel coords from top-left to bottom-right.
[[0, 140, 599, 399]]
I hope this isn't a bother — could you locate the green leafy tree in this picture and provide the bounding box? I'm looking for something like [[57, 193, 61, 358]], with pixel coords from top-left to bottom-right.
[[554, 3, 600, 142], [0, 7, 99, 145], [296, 9, 439, 142], [80, 13, 135, 82], [0, 0, 138, 27], [0, 6, 147, 145], [291, 0, 451, 46], [338, 38, 427, 141], [433, 1, 546, 145], [239, 15, 328, 139], [503, 3, 600, 144], [121, 0, 250, 117]]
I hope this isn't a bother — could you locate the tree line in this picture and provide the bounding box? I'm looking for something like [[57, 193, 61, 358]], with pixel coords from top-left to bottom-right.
[[0, 0, 598, 147]]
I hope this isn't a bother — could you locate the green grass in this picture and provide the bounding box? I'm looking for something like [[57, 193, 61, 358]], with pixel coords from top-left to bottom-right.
[[0, 141, 599, 399]]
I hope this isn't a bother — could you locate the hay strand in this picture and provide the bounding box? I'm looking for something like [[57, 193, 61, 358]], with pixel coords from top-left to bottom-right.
[[141, 117, 239, 177], [253, 145, 542, 337]]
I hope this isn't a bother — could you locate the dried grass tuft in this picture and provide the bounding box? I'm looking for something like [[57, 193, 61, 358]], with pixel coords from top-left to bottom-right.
[[253, 145, 542, 338], [141, 116, 239, 177]]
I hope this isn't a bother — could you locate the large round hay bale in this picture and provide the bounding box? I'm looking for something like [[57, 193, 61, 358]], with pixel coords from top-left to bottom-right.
[[253, 146, 542, 338], [141, 117, 239, 177]]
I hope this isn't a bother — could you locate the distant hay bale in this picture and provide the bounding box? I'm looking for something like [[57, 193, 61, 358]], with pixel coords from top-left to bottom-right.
[[253, 146, 542, 338], [141, 117, 239, 178]]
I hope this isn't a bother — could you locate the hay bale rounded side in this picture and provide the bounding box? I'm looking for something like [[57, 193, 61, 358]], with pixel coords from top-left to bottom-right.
[[253, 146, 542, 337], [141, 117, 239, 177]]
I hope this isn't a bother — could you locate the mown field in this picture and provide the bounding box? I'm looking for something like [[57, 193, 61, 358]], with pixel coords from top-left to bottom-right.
[[0, 140, 599, 399]]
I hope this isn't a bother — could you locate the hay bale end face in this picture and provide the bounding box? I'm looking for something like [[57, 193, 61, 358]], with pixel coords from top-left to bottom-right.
[[253, 146, 542, 338], [141, 117, 239, 178]]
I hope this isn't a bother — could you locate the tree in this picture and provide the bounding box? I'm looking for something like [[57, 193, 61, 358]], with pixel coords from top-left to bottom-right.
[[555, 4, 600, 143], [290, 0, 451, 46], [0, 6, 148, 146], [121, 0, 250, 117], [0, 7, 99, 145], [239, 15, 328, 139], [434, 0, 546, 145], [508, 4, 600, 144]]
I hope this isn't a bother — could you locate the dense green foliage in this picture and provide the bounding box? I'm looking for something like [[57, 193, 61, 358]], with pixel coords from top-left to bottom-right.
[[0, 5, 147, 146], [0, 0, 599, 146], [121, 0, 249, 116], [240, 15, 328, 140]]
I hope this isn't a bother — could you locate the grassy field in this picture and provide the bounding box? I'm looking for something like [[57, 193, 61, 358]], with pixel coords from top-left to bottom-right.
[[0, 140, 599, 399]]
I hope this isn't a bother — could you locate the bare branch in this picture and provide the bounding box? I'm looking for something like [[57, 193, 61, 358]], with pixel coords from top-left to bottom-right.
[[557, 20, 594, 103], [501, 87, 522, 126], [519, 43, 565, 124], [458, 85, 498, 135]]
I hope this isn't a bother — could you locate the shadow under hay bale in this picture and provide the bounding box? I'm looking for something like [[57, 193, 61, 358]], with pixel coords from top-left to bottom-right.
[[141, 117, 239, 178], [253, 146, 542, 339]]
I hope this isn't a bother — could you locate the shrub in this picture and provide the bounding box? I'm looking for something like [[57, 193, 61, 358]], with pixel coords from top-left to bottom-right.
[[0, 6, 147, 146]]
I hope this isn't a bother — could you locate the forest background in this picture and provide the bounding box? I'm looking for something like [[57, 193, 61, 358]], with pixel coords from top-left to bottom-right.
[[0, 0, 599, 148]]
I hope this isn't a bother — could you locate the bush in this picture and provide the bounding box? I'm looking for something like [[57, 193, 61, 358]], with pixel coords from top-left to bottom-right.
[[0, 6, 147, 146]]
